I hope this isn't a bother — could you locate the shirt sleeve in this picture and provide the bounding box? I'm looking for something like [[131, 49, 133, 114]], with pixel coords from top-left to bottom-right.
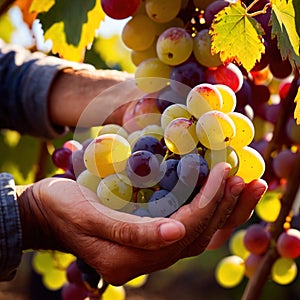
[[0, 40, 95, 139], [0, 173, 22, 281]]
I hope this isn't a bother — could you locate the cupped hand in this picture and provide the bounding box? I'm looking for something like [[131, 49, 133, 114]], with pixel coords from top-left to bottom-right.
[[17, 162, 267, 286]]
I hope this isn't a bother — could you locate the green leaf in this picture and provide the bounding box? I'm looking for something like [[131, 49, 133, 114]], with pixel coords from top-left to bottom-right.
[[292, 0, 300, 38], [209, 2, 265, 72], [271, 0, 300, 68]]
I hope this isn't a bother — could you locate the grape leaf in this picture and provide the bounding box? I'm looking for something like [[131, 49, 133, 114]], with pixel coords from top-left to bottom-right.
[[210, 2, 265, 72], [271, 0, 300, 68], [294, 86, 300, 125], [292, 0, 300, 38], [37, 0, 104, 61], [30, 0, 55, 14]]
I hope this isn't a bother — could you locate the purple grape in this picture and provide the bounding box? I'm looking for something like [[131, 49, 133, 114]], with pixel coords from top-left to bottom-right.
[[61, 283, 88, 300], [177, 154, 209, 188], [159, 159, 179, 191], [132, 136, 164, 156], [126, 150, 162, 188], [204, 0, 229, 27], [170, 60, 205, 97], [66, 261, 83, 285], [52, 147, 72, 170]]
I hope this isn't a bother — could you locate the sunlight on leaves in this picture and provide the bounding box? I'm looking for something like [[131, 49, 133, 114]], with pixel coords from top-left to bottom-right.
[[294, 86, 300, 125], [210, 2, 265, 72]]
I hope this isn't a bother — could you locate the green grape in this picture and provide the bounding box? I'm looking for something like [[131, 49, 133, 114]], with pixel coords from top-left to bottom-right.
[[156, 27, 193, 66], [131, 43, 157, 66], [161, 104, 191, 130], [121, 14, 157, 51], [229, 230, 250, 260], [255, 191, 281, 222], [134, 57, 171, 93], [42, 267, 67, 290], [98, 124, 129, 139], [164, 117, 198, 155], [186, 83, 222, 119], [228, 112, 255, 148], [193, 29, 222, 68], [102, 285, 126, 300], [215, 84, 236, 113], [137, 188, 154, 203], [204, 146, 239, 176], [76, 169, 101, 193], [234, 146, 265, 183], [155, 17, 185, 36], [127, 130, 142, 147], [271, 258, 298, 285], [196, 110, 236, 150], [145, 0, 181, 23], [97, 173, 133, 210], [84, 134, 131, 178], [141, 124, 164, 140], [215, 255, 245, 288]]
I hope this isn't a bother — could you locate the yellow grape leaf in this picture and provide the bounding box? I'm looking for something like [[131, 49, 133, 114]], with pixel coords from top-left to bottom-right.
[[209, 2, 265, 72], [0, 12, 15, 42], [30, 0, 55, 14], [40, 0, 105, 61], [294, 86, 300, 125], [94, 35, 136, 73]]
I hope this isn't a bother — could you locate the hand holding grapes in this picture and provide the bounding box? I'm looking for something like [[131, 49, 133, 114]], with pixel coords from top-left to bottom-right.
[[16, 162, 266, 286]]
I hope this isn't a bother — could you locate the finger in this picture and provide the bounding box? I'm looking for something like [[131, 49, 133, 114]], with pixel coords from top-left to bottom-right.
[[180, 175, 244, 256], [206, 228, 234, 250], [221, 178, 267, 229]]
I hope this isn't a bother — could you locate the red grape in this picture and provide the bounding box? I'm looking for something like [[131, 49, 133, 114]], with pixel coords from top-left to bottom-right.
[[277, 229, 300, 259], [101, 0, 140, 20]]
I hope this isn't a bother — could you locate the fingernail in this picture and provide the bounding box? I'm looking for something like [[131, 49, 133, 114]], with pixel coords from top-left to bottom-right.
[[230, 182, 245, 197], [159, 222, 185, 242], [254, 186, 267, 200]]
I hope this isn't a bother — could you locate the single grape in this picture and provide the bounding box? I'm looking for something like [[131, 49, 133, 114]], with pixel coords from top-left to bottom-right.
[[97, 124, 128, 139], [141, 124, 164, 141], [227, 112, 255, 148], [66, 261, 83, 285], [83, 134, 131, 178], [159, 158, 179, 191], [243, 223, 271, 255], [170, 60, 205, 97], [122, 14, 157, 51], [286, 117, 300, 144], [204, 0, 229, 26], [234, 146, 265, 183], [186, 83, 222, 119], [244, 253, 264, 279], [214, 84, 237, 113], [229, 229, 249, 260], [271, 257, 298, 285], [204, 146, 239, 177], [177, 154, 209, 188], [76, 169, 101, 193], [277, 228, 300, 259], [145, 0, 181, 23], [134, 57, 171, 93], [272, 149, 298, 179], [61, 283, 88, 300], [148, 189, 179, 217], [164, 117, 198, 155], [70, 149, 86, 177], [126, 150, 162, 188], [52, 147, 73, 170], [63, 140, 83, 152], [196, 110, 236, 150], [101, 0, 140, 19], [132, 135, 164, 156], [131, 44, 157, 66], [193, 29, 222, 67], [215, 255, 245, 288], [97, 173, 133, 210], [156, 27, 193, 66], [161, 103, 191, 130]]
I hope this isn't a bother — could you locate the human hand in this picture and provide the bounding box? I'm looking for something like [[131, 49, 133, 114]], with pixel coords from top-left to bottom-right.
[[16, 162, 267, 286]]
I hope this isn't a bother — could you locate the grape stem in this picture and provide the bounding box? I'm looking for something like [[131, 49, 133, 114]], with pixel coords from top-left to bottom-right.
[[241, 75, 300, 300], [245, 0, 271, 17]]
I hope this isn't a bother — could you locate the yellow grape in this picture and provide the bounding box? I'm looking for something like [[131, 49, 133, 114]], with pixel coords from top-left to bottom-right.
[[76, 169, 101, 193], [155, 17, 185, 36], [141, 124, 164, 140], [145, 0, 181, 23], [97, 124, 128, 139], [186, 83, 222, 119], [204, 146, 239, 176], [125, 275, 148, 287], [228, 112, 255, 148], [255, 191, 281, 222], [196, 110, 236, 150], [161, 103, 191, 130], [42, 268, 67, 291], [84, 134, 131, 178], [134, 57, 171, 93], [121, 14, 156, 51], [234, 146, 265, 183], [229, 230, 250, 260], [131, 43, 157, 66], [271, 258, 298, 285], [97, 173, 133, 210], [215, 255, 245, 288], [214, 84, 237, 113], [32, 251, 55, 275], [164, 117, 198, 155], [102, 285, 126, 300], [127, 130, 142, 147]]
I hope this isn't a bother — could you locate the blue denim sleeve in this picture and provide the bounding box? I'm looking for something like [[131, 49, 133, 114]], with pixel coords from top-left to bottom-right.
[[0, 40, 95, 139], [0, 173, 22, 281]]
